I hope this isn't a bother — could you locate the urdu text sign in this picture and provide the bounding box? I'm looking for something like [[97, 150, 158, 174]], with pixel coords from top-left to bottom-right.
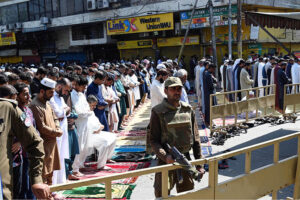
[[107, 13, 174, 35]]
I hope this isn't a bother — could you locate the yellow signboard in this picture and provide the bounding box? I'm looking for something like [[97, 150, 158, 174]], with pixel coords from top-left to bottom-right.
[[157, 36, 199, 47], [107, 13, 174, 35], [117, 39, 153, 50], [0, 32, 16, 46]]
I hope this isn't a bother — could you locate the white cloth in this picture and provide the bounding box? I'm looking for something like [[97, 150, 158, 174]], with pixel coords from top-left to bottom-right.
[[130, 74, 141, 102], [220, 64, 224, 89], [194, 65, 201, 105], [102, 85, 119, 131], [258, 62, 265, 97], [49, 91, 69, 185], [86, 114, 116, 169], [291, 63, 300, 93], [150, 79, 166, 108], [71, 89, 94, 172]]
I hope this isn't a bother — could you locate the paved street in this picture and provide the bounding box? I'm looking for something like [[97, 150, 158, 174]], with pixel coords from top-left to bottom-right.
[[129, 101, 300, 200]]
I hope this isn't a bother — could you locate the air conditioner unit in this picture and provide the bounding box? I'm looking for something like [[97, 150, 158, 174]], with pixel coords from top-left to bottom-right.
[[40, 17, 50, 24], [87, 0, 96, 10], [15, 22, 23, 29], [7, 24, 15, 30], [108, 0, 119, 3], [97, 0, 109, 9]]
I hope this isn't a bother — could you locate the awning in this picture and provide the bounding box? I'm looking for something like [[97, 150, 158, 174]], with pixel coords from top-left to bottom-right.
[[0, 49, 17, 56], [245, 11, 300, 30]]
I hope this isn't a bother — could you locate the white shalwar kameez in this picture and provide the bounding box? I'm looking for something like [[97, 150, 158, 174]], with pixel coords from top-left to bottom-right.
[[86, 114, 116, 169], [71, 89, 93, 172], [291, 63, 300, 93], [257, 62, 265, 97], [130, 74, 140, 104], [49, 91, 69, 185], [102, 85, 119, 131], [194, 65, 201, 106]]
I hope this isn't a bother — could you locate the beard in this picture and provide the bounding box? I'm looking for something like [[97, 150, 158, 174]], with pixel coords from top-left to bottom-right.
[[159, 78, 164, 83], [43, 93, 51, 101]]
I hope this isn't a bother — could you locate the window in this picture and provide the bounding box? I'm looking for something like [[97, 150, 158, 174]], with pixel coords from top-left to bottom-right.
[[28, 0, 35, 20], [52, 0, 60, 17], [33, 0, 40, 20], [74, 0, 84, 14], [60, 0, 67, 16], [72, 23, 104, 41], [67, 0, 75, 15], [45, 0, 52, 18], [18, 3, 29, 22], [4, 5, 19, 24], [39, 0, 46, 17]]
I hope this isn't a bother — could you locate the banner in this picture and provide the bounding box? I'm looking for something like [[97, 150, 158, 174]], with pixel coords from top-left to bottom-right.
[[180, 5, 237, 29], [157, 36, 199, 47], [0, 32, 16, 46], [107, 13, 174, 35], [117, 39, 153, 49]]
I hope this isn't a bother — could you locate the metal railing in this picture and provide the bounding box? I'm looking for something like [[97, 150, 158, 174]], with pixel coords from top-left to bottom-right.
[[283, 83, 300, 115], [50, 131, 300, 200], [209, 85, 276, 134]]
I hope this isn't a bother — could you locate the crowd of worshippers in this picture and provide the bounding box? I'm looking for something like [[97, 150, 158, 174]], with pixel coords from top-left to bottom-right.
[[194, 55, 300, 127], [0, 58, 194, 199]]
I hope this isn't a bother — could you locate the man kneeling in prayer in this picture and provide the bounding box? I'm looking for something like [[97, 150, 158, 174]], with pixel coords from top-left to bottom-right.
[[86, 95, 117, 170]]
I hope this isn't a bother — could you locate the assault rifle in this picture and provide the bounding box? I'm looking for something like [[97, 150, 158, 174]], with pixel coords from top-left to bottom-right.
[[165, 143, 203, 182]]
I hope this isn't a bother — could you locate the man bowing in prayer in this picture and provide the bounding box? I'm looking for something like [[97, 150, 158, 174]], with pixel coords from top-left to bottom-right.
[[86, 70, 109, 131], [49, 78, 72, 185]]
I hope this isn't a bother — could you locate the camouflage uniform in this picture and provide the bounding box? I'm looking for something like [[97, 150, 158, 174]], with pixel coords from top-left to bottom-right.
[[149, 98, 202, 197], [0, 98, 44, 199]]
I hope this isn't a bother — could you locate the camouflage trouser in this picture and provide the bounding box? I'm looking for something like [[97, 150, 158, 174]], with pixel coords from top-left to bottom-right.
[[154, 160, 194, 198]]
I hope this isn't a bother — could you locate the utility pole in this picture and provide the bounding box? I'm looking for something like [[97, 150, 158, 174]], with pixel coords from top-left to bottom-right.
[[178, 0, 199, 63], [208, 0, 218, 79], [237, 0, 242, 58], [228, 0, 232, 60]]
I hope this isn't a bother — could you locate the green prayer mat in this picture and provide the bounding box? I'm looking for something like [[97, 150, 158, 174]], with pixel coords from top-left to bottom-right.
[[59, 183, 136, 199]]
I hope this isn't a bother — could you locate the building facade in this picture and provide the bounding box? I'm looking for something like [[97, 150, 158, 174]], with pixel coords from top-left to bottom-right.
[[0, 0, 299, 67]]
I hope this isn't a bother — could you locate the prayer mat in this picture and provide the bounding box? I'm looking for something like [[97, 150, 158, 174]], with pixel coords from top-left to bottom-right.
[[111, 152, 153, 162], [81, 162, 151, 184], [114, 145, 146, 153], [117, 130, 147, 137], [213, 116, 244, 126], [59, 183, 136, 199], [116, 140, 146, 146]]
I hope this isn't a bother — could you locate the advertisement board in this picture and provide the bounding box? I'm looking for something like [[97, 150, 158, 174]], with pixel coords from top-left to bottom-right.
[[107, 13, 174, 35]]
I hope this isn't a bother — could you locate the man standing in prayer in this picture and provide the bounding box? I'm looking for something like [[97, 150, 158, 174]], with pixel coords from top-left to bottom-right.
[[49, 78, 72, 185], [30, 78, 63, 185], [150, 68, 168, 108], [203, 64, 217, 126], [86, 70, 109, 131], [240, 60, 254, 99]]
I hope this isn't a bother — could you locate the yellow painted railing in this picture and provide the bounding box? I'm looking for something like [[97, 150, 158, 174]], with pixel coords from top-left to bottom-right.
[[284, 83, 300, 115], [209, 85, 276, 134], [50, 132, 300, 200]]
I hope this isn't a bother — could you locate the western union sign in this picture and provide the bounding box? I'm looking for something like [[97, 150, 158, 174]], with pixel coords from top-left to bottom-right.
[[117, 39, 153, 49], [157, 36, 199, 47], [107, 13, 174, 35], [0, 32, 16, 46]]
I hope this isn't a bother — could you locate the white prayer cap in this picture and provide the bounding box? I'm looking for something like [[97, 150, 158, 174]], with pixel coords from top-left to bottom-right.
[[166, 59, 173, 63], [4, 72, 11, 76], [31, 68, 38, 73], [156, 64, 166, 70], [224, 59, 229, 63], [99, 66, 104, 70], [47, 63, 53, 67], [200, 58, 206, 62], [41, 78, 56, 89]]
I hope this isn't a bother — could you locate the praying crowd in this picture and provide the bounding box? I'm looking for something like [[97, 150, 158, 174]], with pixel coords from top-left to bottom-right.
[[0, 52, 299, 199]]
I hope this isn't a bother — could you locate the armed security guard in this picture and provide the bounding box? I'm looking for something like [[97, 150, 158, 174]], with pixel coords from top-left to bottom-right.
[[149, 77, 205, 198], [0, 98, 51, 199]]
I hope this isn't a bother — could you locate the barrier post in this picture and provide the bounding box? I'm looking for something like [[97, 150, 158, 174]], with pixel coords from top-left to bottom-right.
[[209, 159, 218, 199], [210, 94, 213, 135], [245, 151, 251, 174], [283, 85, 287, 115], [223, 94, 226, 127], [293, 135, 300, 199], [234, 92, 237, 125], [105, 181, 112, 200], [162, 169, 169, 198], [256, 88, 259, 118], [246, 89, 249, 122]]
